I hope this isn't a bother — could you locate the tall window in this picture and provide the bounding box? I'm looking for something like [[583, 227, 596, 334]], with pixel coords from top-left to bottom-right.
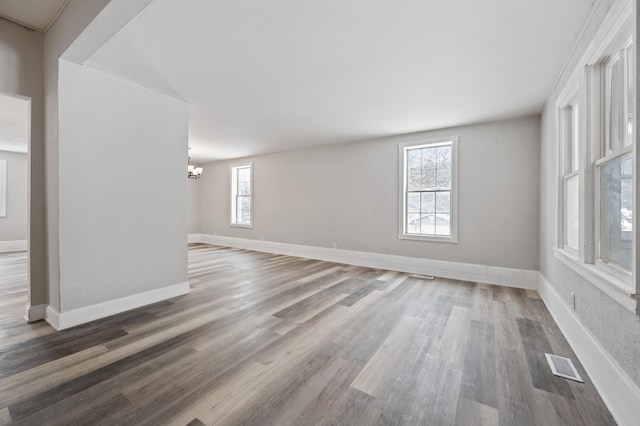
[[561, 101, 580, 252], [597, 41, 634, 271], [230, 163, 252, 227], [399, 137, 458, 242]]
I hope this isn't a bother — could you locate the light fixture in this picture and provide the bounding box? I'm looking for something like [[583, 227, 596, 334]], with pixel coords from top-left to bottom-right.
[[187, 148, 203, 179]]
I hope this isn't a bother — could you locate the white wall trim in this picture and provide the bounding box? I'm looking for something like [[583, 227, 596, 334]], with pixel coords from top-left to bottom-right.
[[0, 240, 27, 253], [23, 304, 46, 323], [538, 274, 640, 426], [189, 234, 538, 290], [45, 281, 190, 331], [45, 305, 60, 330]]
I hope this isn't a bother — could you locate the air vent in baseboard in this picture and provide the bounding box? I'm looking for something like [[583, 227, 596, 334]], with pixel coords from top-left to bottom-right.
[[545, 353, 583, 383], [410, 274, 435, 280]]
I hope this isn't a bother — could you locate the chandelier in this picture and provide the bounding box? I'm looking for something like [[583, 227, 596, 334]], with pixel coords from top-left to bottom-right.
[[188, 148, 203, 179]]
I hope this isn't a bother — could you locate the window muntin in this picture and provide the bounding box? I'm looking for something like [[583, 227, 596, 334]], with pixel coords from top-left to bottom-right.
[[230, 164, 252, 226], [400, 138, 457, 241]]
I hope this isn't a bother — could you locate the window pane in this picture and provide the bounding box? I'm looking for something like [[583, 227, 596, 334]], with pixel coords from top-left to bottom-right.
[[565, 175, 579, 250], [407, 193, 421, 213], [407, 213, 421, 234], [600, 154, 633, 270], [240, 196, 250, 211], [421, 192, 435, 213], [571, 105, 579, 172], [408, 171, 422, 191], [408, 149, 422, 192], [421, 215, 435, 235], [408, 149, 422, 170], [626, 45, 634, 147], [422, 168, 436, 190], [436, 146, 451, 169], [608, 56, 623, 152], [238, 182, 249, 196], [434, 213, 451, 236], [435, 191, 451, 214], [436, 167, 451, 189], [422, 147, 437, 169]]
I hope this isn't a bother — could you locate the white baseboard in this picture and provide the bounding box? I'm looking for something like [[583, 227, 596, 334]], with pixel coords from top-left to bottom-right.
[[0, 240, 27, 253], [539, 274, 640, 426], [45, 305, 60, 330], [189, 234, 538, 290], [24, 304, 46, 323], [45, 281, 190, 331]]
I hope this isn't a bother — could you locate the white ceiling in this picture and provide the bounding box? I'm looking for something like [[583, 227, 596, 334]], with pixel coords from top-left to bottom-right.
[[0, 93, 29, 154], [86, 0, 595, 162], [0, 0, 68, 32]]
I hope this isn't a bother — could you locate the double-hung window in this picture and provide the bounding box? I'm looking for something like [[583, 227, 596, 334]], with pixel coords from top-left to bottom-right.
[[596, 41, 634, 273], [399, 137, 458, 242], [560, 98, 580, 252], [230, 163, 253, 227]]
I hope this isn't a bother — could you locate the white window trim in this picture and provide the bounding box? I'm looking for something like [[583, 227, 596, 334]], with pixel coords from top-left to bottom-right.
[[229, 162, 254, 228], [398, 136, 458, 243], [552, 1, 638, 313], [0, 159, 6, 217]]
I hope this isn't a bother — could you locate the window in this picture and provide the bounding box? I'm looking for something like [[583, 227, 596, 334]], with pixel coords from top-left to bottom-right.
[[399, 137, 458, 242], [230, 163, 252, 227], [596, 41, 634, 272], [560, 100, 580, 252]]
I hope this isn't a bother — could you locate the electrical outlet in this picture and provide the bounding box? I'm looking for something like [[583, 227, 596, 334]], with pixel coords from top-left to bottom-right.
[[214, 230, 217, 236], [332, 242, 337, 249], [260, 235, 264, 240], [571, 292, 576, 310]]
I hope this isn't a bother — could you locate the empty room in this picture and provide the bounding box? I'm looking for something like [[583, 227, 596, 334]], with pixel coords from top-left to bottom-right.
[[0, 0, 639, 425]]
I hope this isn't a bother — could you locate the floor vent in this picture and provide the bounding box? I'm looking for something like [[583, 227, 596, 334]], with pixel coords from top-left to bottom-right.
[[545, 353, 583, 383], [410, 274, 435, 280]]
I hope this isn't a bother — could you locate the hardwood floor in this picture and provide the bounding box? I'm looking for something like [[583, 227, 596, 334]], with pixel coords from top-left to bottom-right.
[[0, 245, 615, 425]]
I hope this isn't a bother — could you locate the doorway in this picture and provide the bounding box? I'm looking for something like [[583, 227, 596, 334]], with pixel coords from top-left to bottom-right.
[[0, 92, 30, 326]]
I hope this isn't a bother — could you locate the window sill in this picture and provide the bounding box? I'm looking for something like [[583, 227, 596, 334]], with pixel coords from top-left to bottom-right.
[[553, 247, 638, 313], [398, 234, 458, 244], [229, 224, 253, 229]]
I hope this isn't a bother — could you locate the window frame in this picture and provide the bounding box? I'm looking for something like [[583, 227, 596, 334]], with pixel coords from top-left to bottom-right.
[[229, 162, 254, 228], [398, 136, 458, 243]]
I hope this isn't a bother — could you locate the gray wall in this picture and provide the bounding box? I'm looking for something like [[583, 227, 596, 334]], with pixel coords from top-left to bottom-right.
[[57, 59, 188, 312], [0, 151, 27, 241], [539, 0, 640, 387], [188, 178, 201, 234], [43, 0, 111, 311], [197, 115, 540, 271]]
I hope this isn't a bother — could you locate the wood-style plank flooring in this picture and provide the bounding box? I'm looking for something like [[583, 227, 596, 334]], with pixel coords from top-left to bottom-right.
[[0, 245, 615, 425]]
